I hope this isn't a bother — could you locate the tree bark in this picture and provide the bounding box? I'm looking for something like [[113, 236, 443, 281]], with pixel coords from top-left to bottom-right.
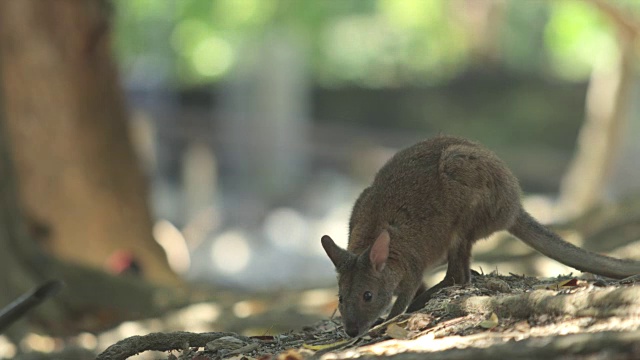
[[0, 69, 55, 340], [0, 0, 179, 286], [0, 5, 187, 340]]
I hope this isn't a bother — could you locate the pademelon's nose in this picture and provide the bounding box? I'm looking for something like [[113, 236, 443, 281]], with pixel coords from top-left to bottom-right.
[[344, 318, 362, 337], [345, 326, 360, 338]]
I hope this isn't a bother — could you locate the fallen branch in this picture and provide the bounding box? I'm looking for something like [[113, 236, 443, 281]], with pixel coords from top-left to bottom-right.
[[96, 331, 250, 360]]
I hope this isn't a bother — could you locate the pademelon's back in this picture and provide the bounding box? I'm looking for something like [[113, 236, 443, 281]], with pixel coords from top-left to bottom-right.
[[374, 136, 479, 183], [371, 136, 481, 209]]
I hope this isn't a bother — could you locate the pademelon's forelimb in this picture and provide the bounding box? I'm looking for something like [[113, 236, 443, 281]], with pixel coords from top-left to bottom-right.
[[509, 208, 640, 279]]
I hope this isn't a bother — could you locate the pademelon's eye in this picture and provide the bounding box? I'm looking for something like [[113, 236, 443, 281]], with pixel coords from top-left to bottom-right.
[[363, 291, 373, 302]]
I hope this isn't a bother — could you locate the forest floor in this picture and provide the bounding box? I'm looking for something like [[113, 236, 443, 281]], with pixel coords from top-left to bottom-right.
[[96, 272, 640, 360]]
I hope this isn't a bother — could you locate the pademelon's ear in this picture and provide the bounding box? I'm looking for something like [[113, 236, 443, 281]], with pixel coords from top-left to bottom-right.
[[321, 235, 351, 269], [369, 230, 390, 272]]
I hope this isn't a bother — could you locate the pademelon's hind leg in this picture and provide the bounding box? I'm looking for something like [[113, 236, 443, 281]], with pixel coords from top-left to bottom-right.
[[407, 236, 472, 312], [440, 143, 521, 239], [413, 282, 426, 300]]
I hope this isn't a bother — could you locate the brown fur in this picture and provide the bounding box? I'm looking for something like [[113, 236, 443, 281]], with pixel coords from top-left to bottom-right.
[[322, 135, 640, 337]]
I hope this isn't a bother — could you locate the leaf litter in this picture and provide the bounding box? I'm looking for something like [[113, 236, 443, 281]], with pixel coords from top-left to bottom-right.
[[99, 272, 640, 359]]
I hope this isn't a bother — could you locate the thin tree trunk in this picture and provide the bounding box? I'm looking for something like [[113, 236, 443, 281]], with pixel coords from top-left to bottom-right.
[[0, 0, 180, 286], [557, 0, 638, 219]]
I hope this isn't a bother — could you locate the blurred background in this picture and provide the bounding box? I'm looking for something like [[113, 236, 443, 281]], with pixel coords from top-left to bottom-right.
[[1, 0, 640, 358], [116, 0, 640, 287]]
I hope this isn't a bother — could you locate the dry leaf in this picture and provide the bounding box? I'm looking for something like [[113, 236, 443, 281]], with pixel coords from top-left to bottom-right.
[[543, 278, 579, 290], [558, 278, 578, 288], [302, 339, 349, 351], [386, 323, 411, 339], [407, 313, 434, 331], [479, 312, 499, 329]]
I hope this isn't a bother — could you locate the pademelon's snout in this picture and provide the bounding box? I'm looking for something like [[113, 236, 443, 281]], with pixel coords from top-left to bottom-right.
[[345, 326, 360, 338], [343, 317, 372, 338], [344, 320, 365, 338]]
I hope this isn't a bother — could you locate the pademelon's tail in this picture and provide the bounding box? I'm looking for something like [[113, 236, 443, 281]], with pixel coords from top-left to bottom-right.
[[508, 208, 640, 279]]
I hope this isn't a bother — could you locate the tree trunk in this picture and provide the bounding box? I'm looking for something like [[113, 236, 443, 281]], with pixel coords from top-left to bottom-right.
[[556, 0, 638, 219], [1, 76, 190, 341], [0, 72, 52, 339], [0, 0, 179, 286]]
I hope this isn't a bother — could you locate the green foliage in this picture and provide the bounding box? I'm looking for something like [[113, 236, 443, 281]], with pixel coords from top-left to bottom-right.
[[545, 0, 616, 80], [112, 0, 638, 88], [316, 0, 469, 87]]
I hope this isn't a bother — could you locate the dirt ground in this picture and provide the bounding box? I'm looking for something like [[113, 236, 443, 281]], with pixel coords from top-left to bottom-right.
[[96, 272, 640, 360]]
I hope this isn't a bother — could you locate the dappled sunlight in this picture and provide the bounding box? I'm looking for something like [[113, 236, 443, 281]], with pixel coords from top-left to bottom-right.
[[210, 230, 252, 275], [116, 321, 148, 339], [233, 300, 267, 319], [0, 337, 16, 359], [350, 331, 475, 356], [169, 19, 235, 81], [166, 303, 221, 332], [192, 36, 234, 78], [75, 333, 98, 351], [264, 207, 309, 251], [297, 288, 339, 316], [20, 333, 56, 354], [153, 220, 191, 274]]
